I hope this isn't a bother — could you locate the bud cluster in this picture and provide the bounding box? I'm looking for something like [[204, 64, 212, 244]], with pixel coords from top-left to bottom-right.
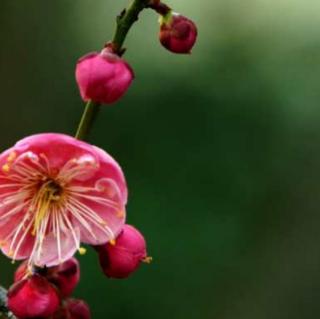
[[75, 0, 197, 105], [7, 225, 149, 318], [8, 257, 89, 319]]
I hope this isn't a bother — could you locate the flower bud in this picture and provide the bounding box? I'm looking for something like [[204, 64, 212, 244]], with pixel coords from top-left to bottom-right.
[[53, 299, 91, 319], [8, 274, 60, 319], [14, 258, 80, 297], [97, 224, 150, 279], [66, 299, 91, 319], [159, 12, 197, 54], [47, 257, 80, 297], [75, 49, 134, 104]]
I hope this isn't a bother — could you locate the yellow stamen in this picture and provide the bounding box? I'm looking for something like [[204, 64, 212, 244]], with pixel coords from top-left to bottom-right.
[[117, 211, 125, 218], [78, 247, 87, 255], [2, 164, 10, 173], [33, 194, 51, 235], [32, 180, 63, 236], [25, 268, 33, 278], [109, 239, 116, 246], [142, 256, 153, 264], [7, 152, 17, 162], [0, 241, 6, 248]]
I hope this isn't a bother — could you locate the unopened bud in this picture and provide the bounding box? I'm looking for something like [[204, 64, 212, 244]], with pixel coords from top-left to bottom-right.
[[8, 274, 60, 319], [159, 12, 198, 54], [53, 299, 91, 319], [75, 49, 134, 104], [47, 257, 80, 297], [96, 224, 149, 279]]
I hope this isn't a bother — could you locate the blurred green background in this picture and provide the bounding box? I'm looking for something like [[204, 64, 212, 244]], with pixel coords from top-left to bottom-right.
[[1, 0, 320, 318]]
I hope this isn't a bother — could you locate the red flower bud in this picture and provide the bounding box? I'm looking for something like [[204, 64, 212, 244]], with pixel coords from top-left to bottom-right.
[[14, 258, 80, 297], [66, 299, 91, 319], [47, 257, 80, 297], [8, 274, 60, 319], [97, 224, 150, 279], [75, 49, 134, 104], [53, 299, 91, 319], [159, 12, 198, 54]]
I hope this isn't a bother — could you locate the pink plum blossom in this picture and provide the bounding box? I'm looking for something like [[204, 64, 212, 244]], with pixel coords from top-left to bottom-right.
[[0, 133, 127, 267], [75, 49, 134, 104]]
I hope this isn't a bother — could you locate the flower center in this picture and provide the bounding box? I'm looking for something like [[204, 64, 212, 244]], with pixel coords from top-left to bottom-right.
[[32, 179, 64, 235], [42, 179, 63, 200]]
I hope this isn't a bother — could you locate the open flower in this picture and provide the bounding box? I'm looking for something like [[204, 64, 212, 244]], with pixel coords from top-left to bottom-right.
[[0, 133, 127, 267]]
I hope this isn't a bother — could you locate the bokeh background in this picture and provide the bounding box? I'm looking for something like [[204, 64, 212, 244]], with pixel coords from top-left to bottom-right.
[[1, 0, 320, 318]]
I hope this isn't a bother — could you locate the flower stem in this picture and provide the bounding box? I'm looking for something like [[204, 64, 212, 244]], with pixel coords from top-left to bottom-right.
[[111, 0, 151, 54], [147, 1, 171, 16], [75, 100, 101, 140], [75, 0, 150, 140]]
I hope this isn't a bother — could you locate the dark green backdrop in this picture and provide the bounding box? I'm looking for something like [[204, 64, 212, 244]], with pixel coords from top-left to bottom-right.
[[1, 1, 320, 318]]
